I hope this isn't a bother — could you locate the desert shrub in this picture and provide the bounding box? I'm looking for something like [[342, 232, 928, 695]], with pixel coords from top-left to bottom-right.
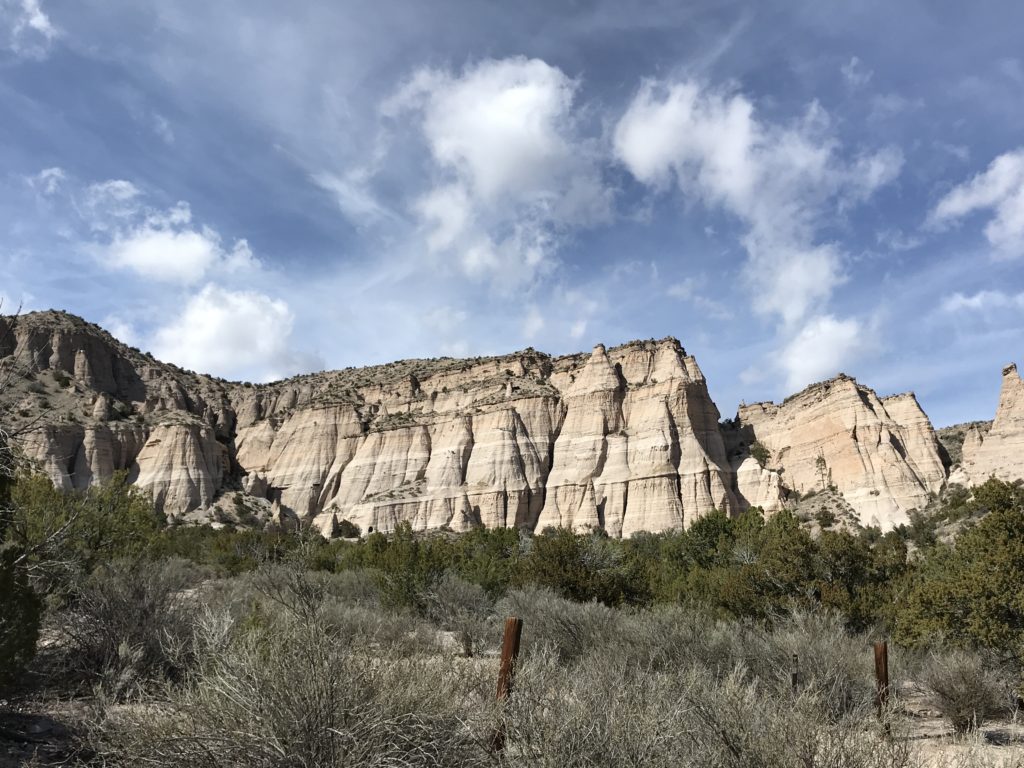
[[740, 609, 877, 719], [207, 565, 438, 657], [62, 559, 199, 698], [87, 608, 494, 767], [498, 586, 621, 662], [334, 517, 361, 538], [919, 649, 1009, 734], [499, 653, 911, 768], [522, 526, 640, 605], [425, 571, 495, 656], [749, 440, 771, 468]]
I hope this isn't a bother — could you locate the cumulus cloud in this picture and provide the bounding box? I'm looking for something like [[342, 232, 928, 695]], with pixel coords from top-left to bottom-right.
[[929, 149, 1024, 259], [614, 79, 900, 389], [2, 0, 57, 58], [387, 56, 609, 288], [74, 178, 258, 283], [779, 314, 871, 391], [151, 285, 316, 381]]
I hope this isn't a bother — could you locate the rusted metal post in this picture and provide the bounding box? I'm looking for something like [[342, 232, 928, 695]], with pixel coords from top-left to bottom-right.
[[791, 653, 799, 694], [491, 616, 523, 752], [873, 641, 889, 715]]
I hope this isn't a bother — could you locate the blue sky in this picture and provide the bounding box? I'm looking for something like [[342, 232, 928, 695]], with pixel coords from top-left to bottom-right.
[[1, 0, 1023, 427]]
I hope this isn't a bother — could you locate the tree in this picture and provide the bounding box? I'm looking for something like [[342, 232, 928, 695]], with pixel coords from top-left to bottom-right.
[[0, 426, 41, 686], [0, 306, 43, 686], [9, 471, 163, 595], [748, 441, 771, 469], [895, 487, 1024, 657]]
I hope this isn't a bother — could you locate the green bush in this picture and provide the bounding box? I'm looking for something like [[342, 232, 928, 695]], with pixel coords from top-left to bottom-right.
[[10, 471, 164, 594], [894, 491, 1024, 657]]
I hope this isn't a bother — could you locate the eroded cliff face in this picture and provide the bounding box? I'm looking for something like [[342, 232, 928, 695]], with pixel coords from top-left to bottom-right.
[[0, 312, 741, 535], [0, 311, 968, 535], [959, 363, 1024, 486], [726, 375, 947, 529]]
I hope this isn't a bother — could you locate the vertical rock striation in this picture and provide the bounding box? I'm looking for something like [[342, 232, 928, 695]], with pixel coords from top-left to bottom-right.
[[960, 363, 1024, 485]]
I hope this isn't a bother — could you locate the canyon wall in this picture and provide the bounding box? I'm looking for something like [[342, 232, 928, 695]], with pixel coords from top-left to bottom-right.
[[2, 311, 1005, 535]]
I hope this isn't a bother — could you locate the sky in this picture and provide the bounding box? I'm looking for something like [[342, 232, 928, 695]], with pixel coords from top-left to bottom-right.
[[1, 1, 1023, 427]]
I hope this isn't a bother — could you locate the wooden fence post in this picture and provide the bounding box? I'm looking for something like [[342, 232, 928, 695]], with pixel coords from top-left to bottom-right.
[[491, 616, 523, 752], [873, 641, 889, 715], [791, 653, 799, 694]]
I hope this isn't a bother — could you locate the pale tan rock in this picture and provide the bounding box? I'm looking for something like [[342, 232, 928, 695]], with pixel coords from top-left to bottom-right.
[[961, 363, 1024, 484], [133, 424, 227, 515], [734, 376, 946, 529], [7, 310, 959, 536], [732, 457, 786, 513]]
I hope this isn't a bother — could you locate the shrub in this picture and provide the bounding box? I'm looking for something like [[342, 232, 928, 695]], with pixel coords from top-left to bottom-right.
[[87, 607, 493, 767], [10, 471, 163, 595], [919, 649, 1008, 734], [895, 501, 1024, 658], [749, 440, 771, 468], [425, 572, 494, 657], [335, 518, 361, 538], [498, 586, 620, 662], [62, 559, 199, 698]]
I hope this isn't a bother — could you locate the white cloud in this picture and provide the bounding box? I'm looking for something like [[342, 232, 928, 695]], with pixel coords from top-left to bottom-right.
[[97, 201, 257, 284], [101, 315, 139, 347], [387, 57, 609, 287], [2, 0, 57, 58], [614, 79, 901, 331], [84, 179, 142, 225], [929, 149, 1024, 259], [779, 314, 870, 391], [422, 305, 469, 335], [312, 171, 402, 226], [25, 166, 65, 196], [841, 56, 873, 88], [876, 228, 923, 252], [521, 305, 544, 339], [941, 290, 1024, 313], [569, 319, 587, 339], [152, 285, 313, 381], [415, 183, 472, 251], [65, 177, 260, 283]]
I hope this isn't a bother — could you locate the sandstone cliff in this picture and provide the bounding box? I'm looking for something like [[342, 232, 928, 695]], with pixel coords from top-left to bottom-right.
[[0, 312, 740, 535], [959, 363, 1024, 486], [725, 375, 947, 529], [0, 311, 966, 535]]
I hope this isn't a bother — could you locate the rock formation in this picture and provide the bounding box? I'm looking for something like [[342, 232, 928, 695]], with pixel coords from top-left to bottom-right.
[[959, 363, 1024, 486], [724, 375, 947, 529], [0, 310, 983, 535], [0, 312, 741, 535]]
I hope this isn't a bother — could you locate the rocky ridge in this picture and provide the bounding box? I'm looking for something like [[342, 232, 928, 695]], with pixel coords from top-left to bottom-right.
[[0, 310, 1012, 536]]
